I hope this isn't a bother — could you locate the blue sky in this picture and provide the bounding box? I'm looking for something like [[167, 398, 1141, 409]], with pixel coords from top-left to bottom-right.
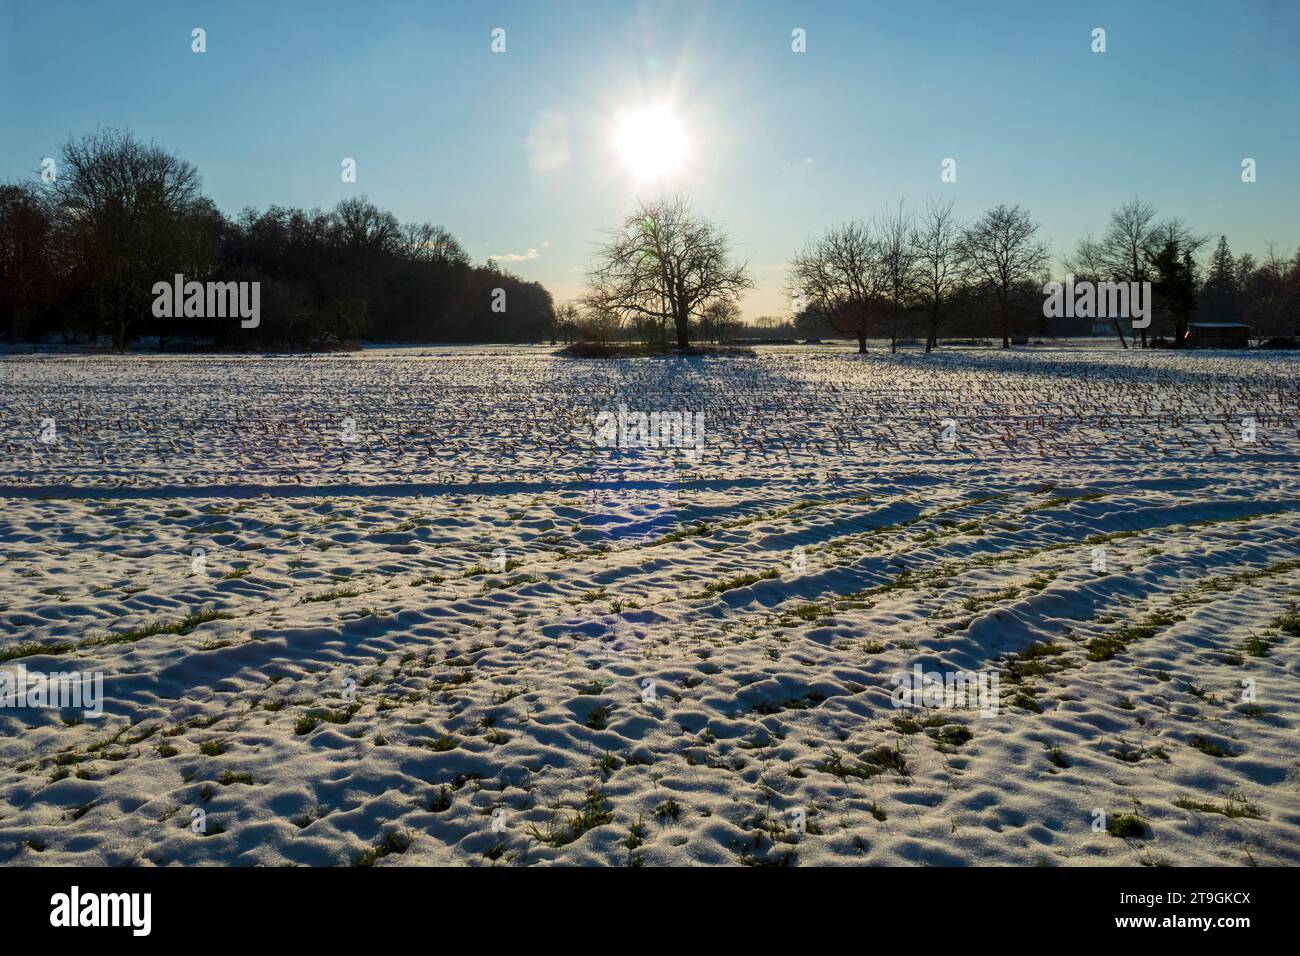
[[4, 0, 1297, 317]]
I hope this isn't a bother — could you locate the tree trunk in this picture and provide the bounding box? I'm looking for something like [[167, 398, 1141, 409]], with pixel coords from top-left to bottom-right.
[[674, 300, 689, 350], [857, 334, 866, 354], [1110, 317, 1129, 349], [999, 298, 1010, 348]]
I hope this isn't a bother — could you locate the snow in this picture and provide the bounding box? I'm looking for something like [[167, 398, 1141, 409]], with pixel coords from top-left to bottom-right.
[[1, 344, 1297, 865]]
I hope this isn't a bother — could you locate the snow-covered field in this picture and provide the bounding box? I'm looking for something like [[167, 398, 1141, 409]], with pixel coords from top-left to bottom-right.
[[1, 344, 1298, 866]]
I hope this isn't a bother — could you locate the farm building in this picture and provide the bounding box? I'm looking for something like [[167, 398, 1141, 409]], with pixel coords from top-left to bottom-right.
[[1185, 323, 1251, 349]]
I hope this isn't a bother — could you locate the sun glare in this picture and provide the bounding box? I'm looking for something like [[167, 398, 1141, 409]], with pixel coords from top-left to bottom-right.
[[613, 105, 688, 181]]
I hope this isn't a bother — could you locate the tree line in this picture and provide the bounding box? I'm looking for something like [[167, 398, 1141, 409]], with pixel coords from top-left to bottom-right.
[[0, 128, 555, 350], [5, 132, 1298, 354], [567, 195, 1300, 352]]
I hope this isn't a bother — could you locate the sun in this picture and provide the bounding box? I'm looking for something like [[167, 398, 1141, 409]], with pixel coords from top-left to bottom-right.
[[613, 105, 688, 181]]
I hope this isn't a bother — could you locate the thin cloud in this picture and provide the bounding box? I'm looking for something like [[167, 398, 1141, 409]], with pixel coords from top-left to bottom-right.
[[489, 247, 541, 262]]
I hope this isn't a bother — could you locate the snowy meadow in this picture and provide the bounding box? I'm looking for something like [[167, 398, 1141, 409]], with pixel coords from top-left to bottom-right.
[[1, 345, 1298, 865]]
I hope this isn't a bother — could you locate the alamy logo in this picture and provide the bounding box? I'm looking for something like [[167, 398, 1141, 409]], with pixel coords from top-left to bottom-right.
[[592, 405, 705, 459], [50, 886, 151, 936], [1042, 275, 1151, 329], [151, 274, 260, 328], [891, 665, 999, 717], [1, 664, 103, 718]]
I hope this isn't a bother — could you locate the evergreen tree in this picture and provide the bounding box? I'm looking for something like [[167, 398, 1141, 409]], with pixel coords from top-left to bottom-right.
[[1149, 239, 1197, 344], [1198, 235, 1239, 323]]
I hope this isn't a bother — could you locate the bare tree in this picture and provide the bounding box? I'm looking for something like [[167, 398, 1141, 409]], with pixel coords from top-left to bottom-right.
[[1066, 201, 1206, 348], [1244, 243, 1295, 339], [1098, 199, 1159, 281], [399, 221, 468, 265], [575, 305, 622, 345], [788, 221, 887, 353], [48, 128, 212, 350], [1148, 217, 1207, 261], [333, 196, 401, 254], [1067, 233, 1128, 348], [552, 301, 580, 344], [877, 200, 919, 353], [701, 299, 741, 343], [959, 204, 1050, 348], [1068, 199, 1205, 347], [911, 198, 961, 353], [584, 195, 751, 350]]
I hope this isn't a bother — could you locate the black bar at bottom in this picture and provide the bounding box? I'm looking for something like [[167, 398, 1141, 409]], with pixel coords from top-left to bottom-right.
[[0, 865, 1283, 942]]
